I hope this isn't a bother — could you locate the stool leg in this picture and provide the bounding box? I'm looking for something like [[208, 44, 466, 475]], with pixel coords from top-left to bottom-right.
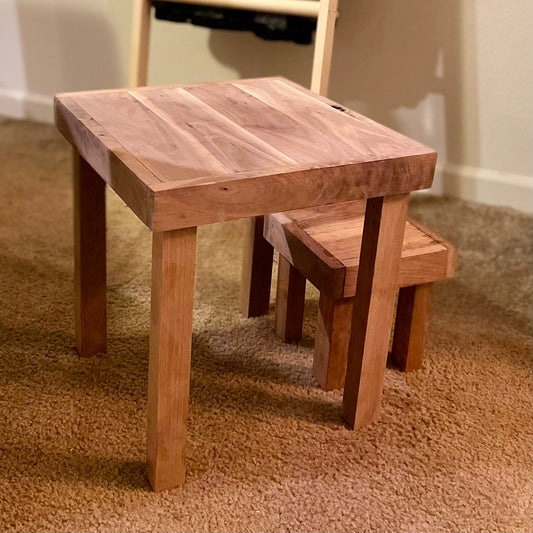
[[342, 194, 409, 429], [73, 150, 106, 357], [146, 227, 197, 491], [390, 283, 433, 372], [314, 293, 354, 390], [240, 216, 274, 318], [275, 256, 306, 343]]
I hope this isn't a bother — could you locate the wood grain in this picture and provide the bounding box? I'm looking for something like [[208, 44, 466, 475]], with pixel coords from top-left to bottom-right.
[[146, 227, 197, 491], [185, 82, 345, 166], [73, 150, 107, 357], [234, 78, 422, 165], [55, 77, 436, 232], [274, 256, 306, 343], [72, 90, 230, 183], [55, 98, 154, 227], [135, 87, 295, 172], [149, 154, 435, 232], [342, 194, 410, 429]]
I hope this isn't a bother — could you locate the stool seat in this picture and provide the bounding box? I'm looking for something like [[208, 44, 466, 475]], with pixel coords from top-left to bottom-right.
[[264, 200, 456, 389]]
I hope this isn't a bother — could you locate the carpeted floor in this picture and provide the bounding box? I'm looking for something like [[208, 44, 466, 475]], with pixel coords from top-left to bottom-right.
[[0, 117, 531, 532]]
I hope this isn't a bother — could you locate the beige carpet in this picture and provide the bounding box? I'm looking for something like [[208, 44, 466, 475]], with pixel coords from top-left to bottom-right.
[[0, 117, 531, 533]]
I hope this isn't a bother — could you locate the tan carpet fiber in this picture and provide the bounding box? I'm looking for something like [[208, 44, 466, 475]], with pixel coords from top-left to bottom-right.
[[0, 118, 531, 532]]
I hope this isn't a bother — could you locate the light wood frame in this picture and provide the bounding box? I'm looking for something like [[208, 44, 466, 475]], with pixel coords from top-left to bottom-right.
[[129, 0, 338, 94]]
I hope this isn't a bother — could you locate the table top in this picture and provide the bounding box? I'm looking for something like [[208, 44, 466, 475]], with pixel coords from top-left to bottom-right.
[[55, 77, 436, 231]]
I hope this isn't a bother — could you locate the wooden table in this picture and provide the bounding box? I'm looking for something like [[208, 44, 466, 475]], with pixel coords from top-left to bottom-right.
[[54, 77, 436, 491]]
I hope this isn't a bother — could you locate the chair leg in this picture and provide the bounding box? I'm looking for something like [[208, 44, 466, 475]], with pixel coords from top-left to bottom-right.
[[275, 256, 306, 343], [390, 283, 434, 372], [313, 292, 354, 390], [129, 0, 151, 87], [311, 0, 339, 96]]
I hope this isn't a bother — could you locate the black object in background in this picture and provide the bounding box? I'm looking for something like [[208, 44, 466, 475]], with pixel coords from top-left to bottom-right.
[[152, 1, 317, 44]]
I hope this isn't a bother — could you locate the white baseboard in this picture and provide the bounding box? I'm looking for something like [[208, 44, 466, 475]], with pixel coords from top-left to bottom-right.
[[1, 87, 531, 214], [0, 87, 54, 123], [429, 162, 532, 214]]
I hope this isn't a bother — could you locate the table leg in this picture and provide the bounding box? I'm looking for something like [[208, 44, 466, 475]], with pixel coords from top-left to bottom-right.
[[73, 150, 106, 357], [342, 194, 409, 428], [240, 216, 274, 318], [146, 227, 197, 491]]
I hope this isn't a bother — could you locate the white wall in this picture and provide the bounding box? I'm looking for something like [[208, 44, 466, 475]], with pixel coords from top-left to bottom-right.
[[0, 0, 132, 121], [0, 0, 531, 212], [0, 0, 29, 116]]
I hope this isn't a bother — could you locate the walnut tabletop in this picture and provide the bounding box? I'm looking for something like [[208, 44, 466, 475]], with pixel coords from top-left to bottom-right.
[[54, 77, 436, 492], [55, 77, 435, 231]]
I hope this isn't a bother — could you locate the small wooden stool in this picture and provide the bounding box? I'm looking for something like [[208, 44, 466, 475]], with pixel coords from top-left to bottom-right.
[[264, 200, 456, 390]]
